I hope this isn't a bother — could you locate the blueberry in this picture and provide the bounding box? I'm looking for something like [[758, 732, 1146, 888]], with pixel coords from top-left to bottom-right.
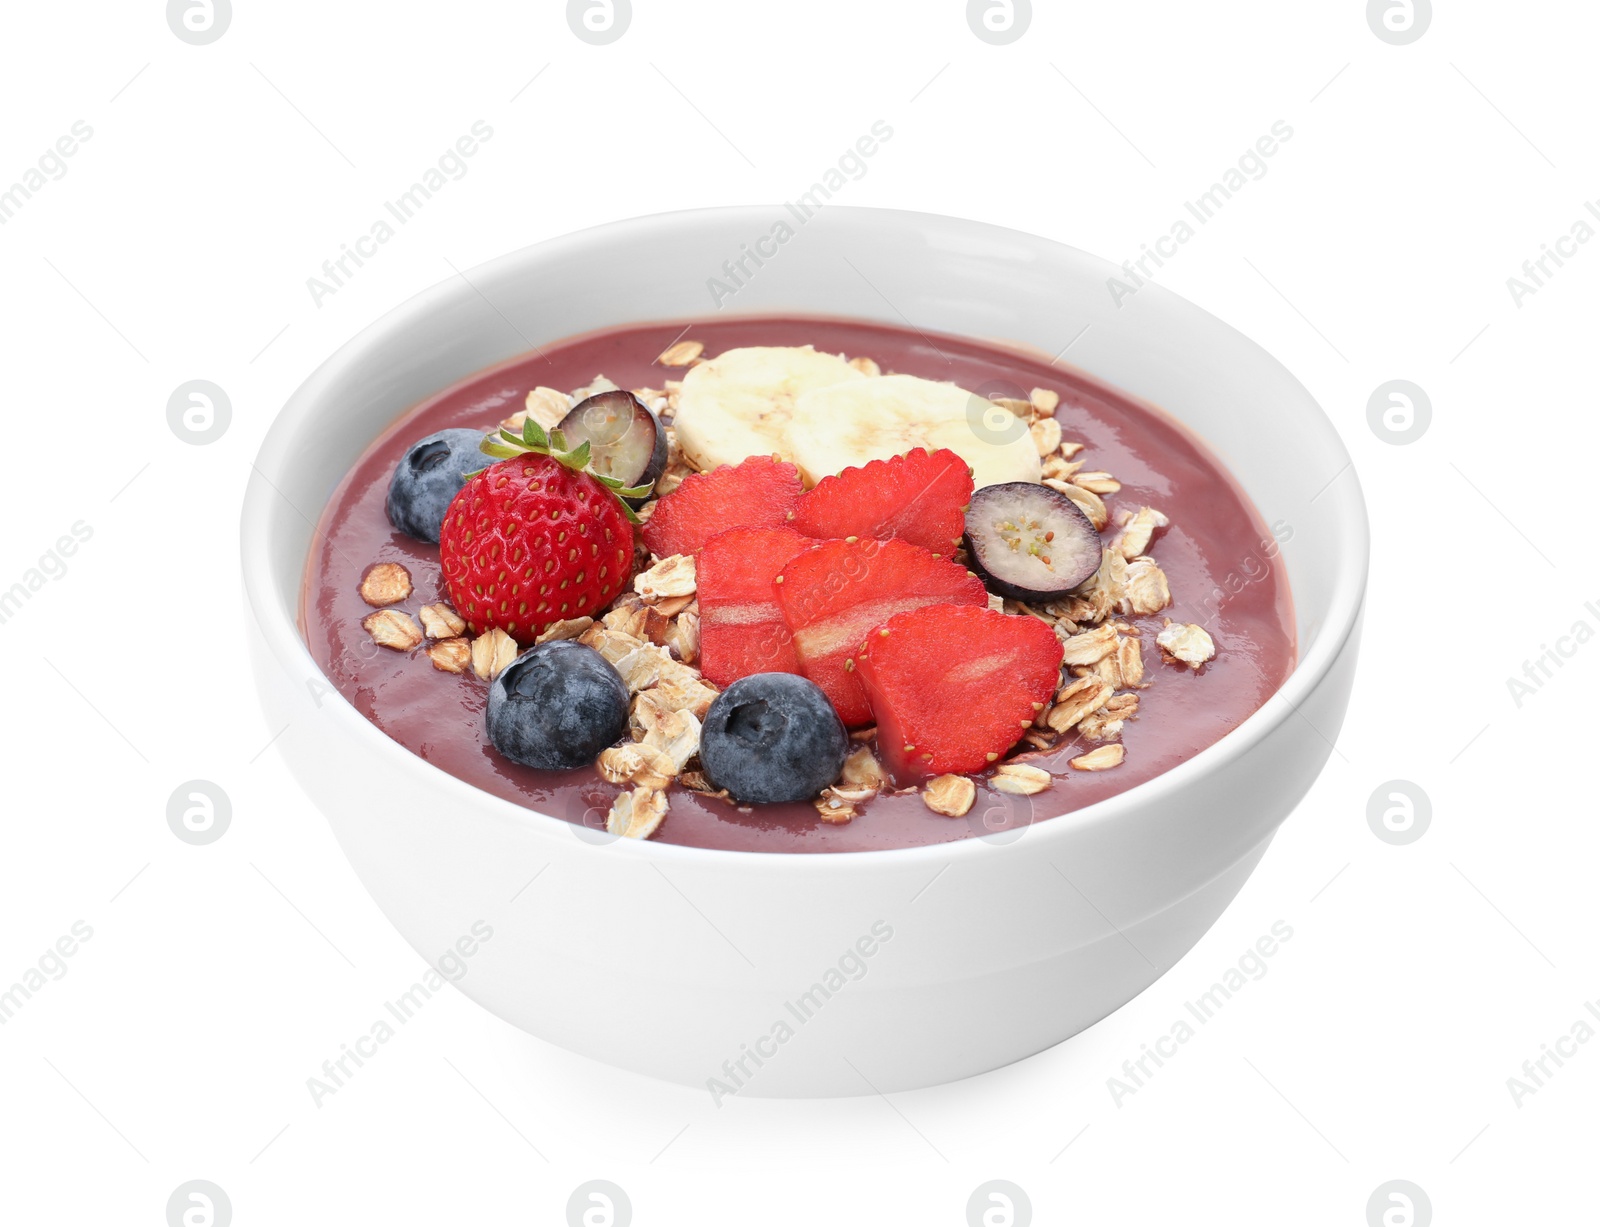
[[386, 428, 488, 544], [700, 674, 848, 804], [962, 481, 1102, 601], [556, 390, 668, 505], [487, 641, 629, 771]]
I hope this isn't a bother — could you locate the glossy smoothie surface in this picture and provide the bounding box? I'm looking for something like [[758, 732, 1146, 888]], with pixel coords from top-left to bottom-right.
[[303, 316, 1296, 853]]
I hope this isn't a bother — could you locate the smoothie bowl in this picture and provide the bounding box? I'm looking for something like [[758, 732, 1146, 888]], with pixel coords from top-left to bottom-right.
[[243, 206, 1366, 1096]]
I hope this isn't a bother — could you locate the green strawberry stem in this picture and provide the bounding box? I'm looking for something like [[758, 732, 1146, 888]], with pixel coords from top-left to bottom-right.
[[475, 424, 652, 525]]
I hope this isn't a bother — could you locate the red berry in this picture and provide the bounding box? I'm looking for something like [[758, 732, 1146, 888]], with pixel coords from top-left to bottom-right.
[[791, 447, 973, 555], [775, 538, 988, 726], [697, 527, 818, 688], [439, 454, 635, 644], [641, 456, 803, 558], [855, 605, 1063, 779]]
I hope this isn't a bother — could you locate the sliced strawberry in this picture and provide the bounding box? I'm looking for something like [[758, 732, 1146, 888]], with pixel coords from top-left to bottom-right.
[[775, 538, 987, 725], [855, 605, 1063, 779], [641, 455, 804, 558], [790, 447, 973, 555], [697, 527, 818, 688]]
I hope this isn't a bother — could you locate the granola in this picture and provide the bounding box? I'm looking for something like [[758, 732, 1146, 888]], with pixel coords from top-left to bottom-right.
[[1047, 676, 1113, 734], [657, 339, 705, 366], [418, 602, 466, 639], [1117, 559, 1171, 616], [1071, 744, 1126, 772], [1074, 471, 1122, 495], [1045, 480, 1108, 530], [1030, 416, 1063, 458], [922, 774, 976, 817], [608, 786, 669, 839], [814, 791, 860, 824], [662, 608, 700, 663], [840, 745, 888, 792], [635, 553, 696, 602], [535, 616, 596, 644], [359, 562, 412, 607], [1115, 506, 1169, 561], [1157, 621, 1217, 668], [516, 386, 572, 434], [991, 762, 1052, 795], [363, 609, 423, 651], [469, 628, 517, 680], [425, 637, 472, 673]]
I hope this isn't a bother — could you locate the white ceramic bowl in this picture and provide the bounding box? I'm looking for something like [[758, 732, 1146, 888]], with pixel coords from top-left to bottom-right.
[[243, 206, 1367, 1097]]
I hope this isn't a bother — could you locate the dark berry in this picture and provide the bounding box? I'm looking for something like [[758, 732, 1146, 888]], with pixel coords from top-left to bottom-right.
[[556, 390, 667, 504], [962, 481, 1102, 601], [700, 673, 848, 804], [486, 641, 629, 771], [386, 428, 488, 544]]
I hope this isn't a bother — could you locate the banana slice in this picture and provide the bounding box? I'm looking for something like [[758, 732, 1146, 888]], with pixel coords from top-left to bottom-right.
[[672, 346, 863, 471], [787, 374, 1043, 490]]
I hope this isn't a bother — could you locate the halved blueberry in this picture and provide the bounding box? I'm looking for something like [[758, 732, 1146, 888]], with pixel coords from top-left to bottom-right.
[[386, 428, 489, 544], [555, 390, 667, 503], [962, 481, 1102, 601]]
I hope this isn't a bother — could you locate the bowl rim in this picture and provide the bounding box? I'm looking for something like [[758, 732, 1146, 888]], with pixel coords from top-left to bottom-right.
[[242, 203, 1369, 867]]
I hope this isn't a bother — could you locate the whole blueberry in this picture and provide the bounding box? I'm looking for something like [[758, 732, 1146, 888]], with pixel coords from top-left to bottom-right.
[[386, 428, 488, 544], [700, 674, 848, 804], [487, 642, 629, 771]]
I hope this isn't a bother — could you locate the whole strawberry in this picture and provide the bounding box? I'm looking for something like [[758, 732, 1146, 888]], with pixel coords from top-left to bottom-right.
[[438, 421, 647, 644]]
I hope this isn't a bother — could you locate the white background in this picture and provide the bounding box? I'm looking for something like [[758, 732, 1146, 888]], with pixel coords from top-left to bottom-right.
[[2, 1, 1595, 1224]]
